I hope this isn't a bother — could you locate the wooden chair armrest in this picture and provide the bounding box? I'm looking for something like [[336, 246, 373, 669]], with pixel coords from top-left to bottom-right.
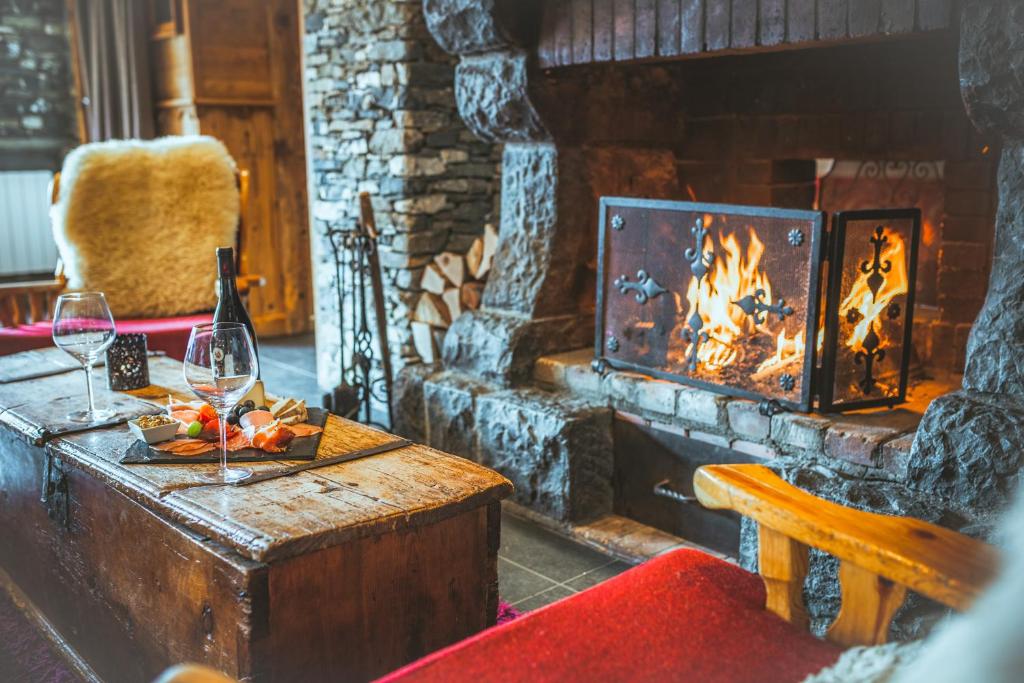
[[0, 278, 67, 327], [694, 464, 999, 646], [0, 279, 66, 296]]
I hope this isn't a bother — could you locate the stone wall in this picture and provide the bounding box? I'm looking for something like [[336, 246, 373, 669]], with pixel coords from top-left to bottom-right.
[[0, 0, 77, 170], [303, 0, 499, 390]]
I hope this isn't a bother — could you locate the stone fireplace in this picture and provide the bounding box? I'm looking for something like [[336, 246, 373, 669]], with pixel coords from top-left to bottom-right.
[[394, 0, 1024, 638]]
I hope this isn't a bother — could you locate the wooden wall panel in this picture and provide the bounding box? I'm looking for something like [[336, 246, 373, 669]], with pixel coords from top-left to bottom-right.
[[880, 0, 916, 33], [635, 0, 658, 58], [535, 0, 954, 68], [656, 0, 681, 56], [704, 0, 730, 50], [849, 0, 883, 37], [593, 0, 615, 61], [554, 1, 574, 65], [730, 0, 757, 49], [572, 0, 595, 63], [817, 0, 849, 40], [188, 0, 275, 104], [917, 0, 952, 31], [787, 0, 818, 42], [264, 0, 313, 336], [759, 0, 786, 45], [679, 0, 704, 53], [613, 0, 635, 61]]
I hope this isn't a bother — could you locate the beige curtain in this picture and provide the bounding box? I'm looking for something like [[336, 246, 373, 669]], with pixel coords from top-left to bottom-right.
[[73, 0, 154, 141]]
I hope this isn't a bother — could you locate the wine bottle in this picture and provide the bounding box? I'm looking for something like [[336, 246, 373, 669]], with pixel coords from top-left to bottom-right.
[[213, 247, 260, 375]]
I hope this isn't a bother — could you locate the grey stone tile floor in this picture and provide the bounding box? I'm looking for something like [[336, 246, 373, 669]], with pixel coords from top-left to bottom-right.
[[261, 333, 632, 612]]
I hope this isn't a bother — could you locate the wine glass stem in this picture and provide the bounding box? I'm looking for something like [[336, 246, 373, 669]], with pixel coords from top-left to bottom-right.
[[84, 361, 96, 416], [218, 411, 229, 475]]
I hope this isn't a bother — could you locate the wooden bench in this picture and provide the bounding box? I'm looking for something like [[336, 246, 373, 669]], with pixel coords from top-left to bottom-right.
[[0, 352, 512, 682]]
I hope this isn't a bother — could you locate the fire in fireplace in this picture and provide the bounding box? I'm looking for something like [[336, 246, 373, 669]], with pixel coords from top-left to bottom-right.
[[594, 199, 920, 413]]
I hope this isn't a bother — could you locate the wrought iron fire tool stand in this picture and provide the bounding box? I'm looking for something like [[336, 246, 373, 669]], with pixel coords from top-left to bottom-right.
[[323, 194, 394, 428]]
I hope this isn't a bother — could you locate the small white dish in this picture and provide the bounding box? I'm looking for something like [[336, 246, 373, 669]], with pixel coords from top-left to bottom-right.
[[128, 417, 179, 444]]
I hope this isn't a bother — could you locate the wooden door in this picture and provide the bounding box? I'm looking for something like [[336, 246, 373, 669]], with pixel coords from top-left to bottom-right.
[[152, 0, 313, 336]]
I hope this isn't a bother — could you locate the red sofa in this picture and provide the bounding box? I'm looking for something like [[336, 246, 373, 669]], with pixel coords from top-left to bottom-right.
[[377, 548, 841, 683], [0, 313, 213, 362]]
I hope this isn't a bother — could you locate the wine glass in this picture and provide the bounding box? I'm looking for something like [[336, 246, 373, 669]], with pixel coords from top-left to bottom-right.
[[52, 292, 116, 423], [183, 322, 258, 484]]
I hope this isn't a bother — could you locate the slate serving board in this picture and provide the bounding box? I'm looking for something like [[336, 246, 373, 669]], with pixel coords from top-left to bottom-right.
[[119, 408, 329, 464]]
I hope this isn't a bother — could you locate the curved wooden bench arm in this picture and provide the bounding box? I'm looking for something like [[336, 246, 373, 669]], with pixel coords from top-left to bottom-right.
[[694, 464, 1000, 647]]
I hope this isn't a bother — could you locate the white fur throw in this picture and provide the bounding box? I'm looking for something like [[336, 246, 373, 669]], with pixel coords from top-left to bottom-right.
[[52, 136, 239, 318], [802, 642, 924, 683], [892, 486, 1024, 683]]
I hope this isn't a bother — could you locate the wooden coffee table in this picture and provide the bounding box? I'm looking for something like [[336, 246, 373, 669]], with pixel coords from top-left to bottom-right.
[[0, 351, 511, 682]]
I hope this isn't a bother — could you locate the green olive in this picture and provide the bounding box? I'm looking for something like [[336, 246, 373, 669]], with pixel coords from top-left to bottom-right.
[[187, 421, 203, 438]]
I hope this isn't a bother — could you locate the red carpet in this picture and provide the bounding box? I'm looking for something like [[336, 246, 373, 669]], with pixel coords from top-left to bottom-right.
[[378, 548, 843, 683]]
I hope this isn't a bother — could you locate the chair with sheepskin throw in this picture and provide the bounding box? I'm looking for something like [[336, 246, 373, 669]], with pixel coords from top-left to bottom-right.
[[0, 136, 262, 360]]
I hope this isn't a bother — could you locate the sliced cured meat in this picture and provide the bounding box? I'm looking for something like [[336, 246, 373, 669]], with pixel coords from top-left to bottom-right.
[[152, 439, 216, 456], [251, 423, 295, 453], [286, 423, 323, 438], [240, 410, 274, 431], [170, 409, 200, 424], [226, 432, 251, 451]]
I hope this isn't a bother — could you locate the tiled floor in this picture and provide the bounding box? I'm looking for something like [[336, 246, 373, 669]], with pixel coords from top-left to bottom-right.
[[499, 512, 632, 611], [262, 333, 634, 611], [260, 332, 322, 405]]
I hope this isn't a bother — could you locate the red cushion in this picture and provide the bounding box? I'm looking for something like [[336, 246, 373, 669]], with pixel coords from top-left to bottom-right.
[[0, 314, 213, 362], [377, 548, 841, 683]]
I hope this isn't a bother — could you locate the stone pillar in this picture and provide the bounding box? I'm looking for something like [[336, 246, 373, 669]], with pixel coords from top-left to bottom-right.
[[908, 0, 1024, 519], [424, 1, 594, 387]]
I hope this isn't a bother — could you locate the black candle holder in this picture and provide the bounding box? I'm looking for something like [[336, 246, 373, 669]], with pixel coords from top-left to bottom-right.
[[106, 334, 150, 391]]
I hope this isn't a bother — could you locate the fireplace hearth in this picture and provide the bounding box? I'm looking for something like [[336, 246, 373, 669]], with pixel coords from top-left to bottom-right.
[[405, 0, 1024, 640], [595, 199, 921, 413]]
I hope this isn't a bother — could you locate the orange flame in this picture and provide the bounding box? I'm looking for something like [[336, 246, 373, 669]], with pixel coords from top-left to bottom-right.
[[839, 229, 908, 351], [682, 224, 804, 375]]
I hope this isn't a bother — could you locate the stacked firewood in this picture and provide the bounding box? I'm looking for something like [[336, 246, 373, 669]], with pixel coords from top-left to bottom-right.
[[410, 224, 498, 363]]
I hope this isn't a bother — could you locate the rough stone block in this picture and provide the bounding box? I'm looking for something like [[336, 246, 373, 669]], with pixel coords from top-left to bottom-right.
[[604, 371, 645, 407], [533, 355, 567, 387], [476, 389, 613, 522], [422, 371, 493, 460], [390, 363, 437, 443], [689, 430, 731, 449], [442, 309, 594, 387], [726, 399, 771, 441], [564, 361, 603, 397], [823, 423, 905, 467], [532, 349, 590, 389], [636, 378, 681, 417], [730, 439, 778, 460], [908, 390, 1024, 514], [675, 387, 725, 428], [388, 155, 447, 178], [880, 432, 916, 480], [771, 412, 829, 452]]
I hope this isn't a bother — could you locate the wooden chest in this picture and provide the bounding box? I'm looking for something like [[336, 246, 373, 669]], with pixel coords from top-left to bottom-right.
[[0, 354, 511, 682]]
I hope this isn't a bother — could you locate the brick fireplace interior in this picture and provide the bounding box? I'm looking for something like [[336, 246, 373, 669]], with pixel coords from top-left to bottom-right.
[[529, 31, 997, 380], [398, 0, 1023, 639]]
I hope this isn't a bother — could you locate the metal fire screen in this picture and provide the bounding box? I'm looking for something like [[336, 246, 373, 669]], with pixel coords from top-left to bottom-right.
[[594, 198, 920, 413]]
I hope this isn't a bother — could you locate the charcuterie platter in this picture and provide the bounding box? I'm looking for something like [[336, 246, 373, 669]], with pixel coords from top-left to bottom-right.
[[120, 395, 327, 464]]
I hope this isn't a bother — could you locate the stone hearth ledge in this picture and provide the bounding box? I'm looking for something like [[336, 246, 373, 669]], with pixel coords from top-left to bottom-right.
[[534, 348, 949, 478]]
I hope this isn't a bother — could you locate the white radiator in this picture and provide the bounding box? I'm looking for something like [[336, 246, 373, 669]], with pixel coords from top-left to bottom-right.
[[0, 171, 59, 277]]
